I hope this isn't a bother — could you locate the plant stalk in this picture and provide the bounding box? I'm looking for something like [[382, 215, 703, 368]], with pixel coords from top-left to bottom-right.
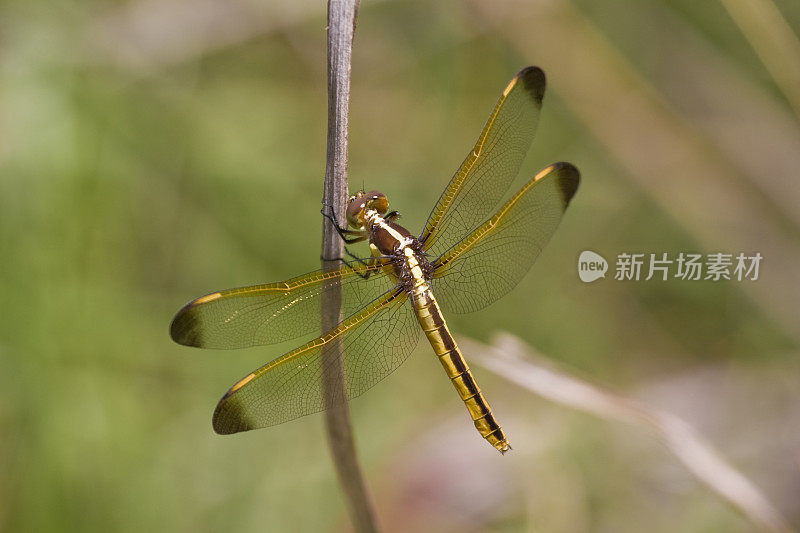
[[320, 1, 379, 532]]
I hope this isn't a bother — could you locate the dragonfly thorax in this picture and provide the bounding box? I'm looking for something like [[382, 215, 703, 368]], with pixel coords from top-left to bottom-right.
[[364, 211, 434, 292], [364, 210, 413, 253]]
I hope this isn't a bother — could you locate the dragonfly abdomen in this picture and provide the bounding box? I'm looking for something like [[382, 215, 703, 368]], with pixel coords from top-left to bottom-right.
[[411, 285, 511, 454]]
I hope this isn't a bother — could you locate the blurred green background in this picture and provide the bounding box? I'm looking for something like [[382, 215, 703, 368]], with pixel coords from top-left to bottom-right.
[[2, 0, 799, 531]]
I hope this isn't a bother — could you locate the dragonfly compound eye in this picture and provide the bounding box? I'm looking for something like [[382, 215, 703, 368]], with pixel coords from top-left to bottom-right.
[[364, 190, 389, 215], [346, 192, 368, 227]]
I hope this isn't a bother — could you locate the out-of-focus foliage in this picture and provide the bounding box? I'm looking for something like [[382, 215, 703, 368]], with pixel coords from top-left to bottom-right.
[[1, 0, 798, 531]]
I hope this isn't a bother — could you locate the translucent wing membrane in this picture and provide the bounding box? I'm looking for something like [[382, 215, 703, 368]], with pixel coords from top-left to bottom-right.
[[170, 259, 397, 349], [432, 163, 580, 314], [421, 66, 546, 260], [212, 288, 420, 432]]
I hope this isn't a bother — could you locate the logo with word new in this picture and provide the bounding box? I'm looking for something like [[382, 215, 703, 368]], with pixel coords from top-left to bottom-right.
[[577, 251, 762, 283], [578, 250, 608, 283]]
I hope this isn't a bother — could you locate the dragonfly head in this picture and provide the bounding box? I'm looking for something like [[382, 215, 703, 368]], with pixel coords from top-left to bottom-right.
[[346, 190, 389, 228]]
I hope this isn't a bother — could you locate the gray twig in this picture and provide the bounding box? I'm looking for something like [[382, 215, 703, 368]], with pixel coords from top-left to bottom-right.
[[320, 1, 379, 532]]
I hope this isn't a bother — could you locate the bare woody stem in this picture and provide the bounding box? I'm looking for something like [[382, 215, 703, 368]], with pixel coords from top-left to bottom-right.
[[320, 1, 379, 532]]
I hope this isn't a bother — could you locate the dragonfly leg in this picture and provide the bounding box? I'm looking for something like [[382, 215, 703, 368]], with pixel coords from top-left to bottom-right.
[[320, 203, 347, 231], [334, 248, 393, 280], [325, 247, 368, 265], [345, 247, 369, 264], [384, 210, 401, 222], [325, 256, 372, 279], [321, 246, 367, 266], [342, 235, 366, 244], [345, 249, 392, 279], [320, 205, 366, 244]]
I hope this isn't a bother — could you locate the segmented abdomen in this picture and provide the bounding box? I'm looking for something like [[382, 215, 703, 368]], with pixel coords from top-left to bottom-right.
[[410, 286, 510, 454]]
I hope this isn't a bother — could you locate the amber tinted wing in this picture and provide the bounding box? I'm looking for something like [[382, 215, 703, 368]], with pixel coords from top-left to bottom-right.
[[431, 162, 579, 314], [420, 66, 546, 260], [212, 288, 420, 432], [170, 259, 396, 349]]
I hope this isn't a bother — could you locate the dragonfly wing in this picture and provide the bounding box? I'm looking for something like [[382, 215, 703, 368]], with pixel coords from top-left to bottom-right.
[[213, 287, 420, 433], [431, 162, 579, 314], [170, 259, 397, 349], [420, 66, 546, 259]]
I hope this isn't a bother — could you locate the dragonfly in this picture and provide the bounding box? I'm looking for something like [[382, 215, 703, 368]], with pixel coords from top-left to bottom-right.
[[170, 66, 580, 454]]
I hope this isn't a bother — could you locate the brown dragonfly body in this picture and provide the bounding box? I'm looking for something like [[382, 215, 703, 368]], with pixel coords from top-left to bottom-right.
[[171, 66, 579, 454], [347, 193, 510, 451]]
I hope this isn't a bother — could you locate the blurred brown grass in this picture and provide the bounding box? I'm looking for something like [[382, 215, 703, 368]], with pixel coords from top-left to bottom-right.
[[1, 0, 798, 531]]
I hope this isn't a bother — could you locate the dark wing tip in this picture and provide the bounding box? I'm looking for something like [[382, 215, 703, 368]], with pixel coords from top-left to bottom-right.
[[213, 396, 252, 435], [550, 161, 581, 206], [169, 303, 203, 347], [516, 66, 546, 104]]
